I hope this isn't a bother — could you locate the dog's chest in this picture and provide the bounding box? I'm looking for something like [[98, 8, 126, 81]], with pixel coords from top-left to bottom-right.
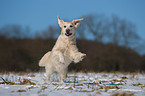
[[62, 43, 71, 56], [61, 40, 75, 60]]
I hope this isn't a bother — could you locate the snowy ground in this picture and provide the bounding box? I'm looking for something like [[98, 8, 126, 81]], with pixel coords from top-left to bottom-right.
[[0, 72, 145, 96]]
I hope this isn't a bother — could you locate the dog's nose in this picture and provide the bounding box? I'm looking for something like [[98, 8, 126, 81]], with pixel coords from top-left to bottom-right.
[[66, 29, 70, 33]]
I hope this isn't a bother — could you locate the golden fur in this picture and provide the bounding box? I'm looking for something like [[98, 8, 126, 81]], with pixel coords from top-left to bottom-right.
[[39, 17, 86, 83]]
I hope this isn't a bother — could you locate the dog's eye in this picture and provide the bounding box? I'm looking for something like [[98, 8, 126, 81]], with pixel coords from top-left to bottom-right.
[[70, 25, 73, 27], [64, 26, 66, 28]]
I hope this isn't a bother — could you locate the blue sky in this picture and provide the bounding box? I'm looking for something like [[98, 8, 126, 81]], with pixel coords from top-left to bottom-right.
[[0, 0, 145, 40]]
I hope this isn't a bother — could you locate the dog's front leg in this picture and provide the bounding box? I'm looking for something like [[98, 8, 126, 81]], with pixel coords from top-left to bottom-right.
[[54, 50, 65, 64], [70, 46, 86, 63], [72, 52, 86, 63]]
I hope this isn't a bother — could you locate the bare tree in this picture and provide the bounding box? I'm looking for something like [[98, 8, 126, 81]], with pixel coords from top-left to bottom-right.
[[77, 20, 86, 39], [81, 14, 110, 42], [110, 15, 140, 48], [35, 25, 59, 39], [110, 15, 121, 45], [78, 14, 141, 54], [120, 19, 139, 48], [0, 25, 31, 39]]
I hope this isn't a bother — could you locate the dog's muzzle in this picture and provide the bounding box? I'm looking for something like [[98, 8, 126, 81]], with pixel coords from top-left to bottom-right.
[[65, 29, 72, 36]]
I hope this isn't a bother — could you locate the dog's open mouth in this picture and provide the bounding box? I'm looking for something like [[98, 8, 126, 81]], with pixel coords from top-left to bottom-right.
[[65, 33, 72, 36]]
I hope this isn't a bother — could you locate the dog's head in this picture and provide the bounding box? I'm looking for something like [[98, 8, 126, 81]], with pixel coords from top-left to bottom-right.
[[57, 16, 83, 37]]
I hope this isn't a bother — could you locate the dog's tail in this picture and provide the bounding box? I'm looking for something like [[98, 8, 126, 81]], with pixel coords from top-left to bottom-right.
[[39, 51, 51, 66]]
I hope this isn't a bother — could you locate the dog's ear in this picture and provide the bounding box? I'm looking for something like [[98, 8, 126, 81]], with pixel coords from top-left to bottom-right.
[[72, 18, 84, 28], [57, 16, 64, 28]]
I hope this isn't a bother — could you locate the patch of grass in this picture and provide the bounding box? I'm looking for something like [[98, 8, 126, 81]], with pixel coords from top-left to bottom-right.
[[65, 87, 73, 90], [96, 92, 101, 94], [28, 86, 38, 89], [10, 91, 15, 93], [27, 74, 35, 77], [102, 74, 108, 77], [41, 86, 47, 90], [37, 86, 48, 93], [132, 83, 142, 86], [0, 77, 36, 85], [19, 78, 36, 85], [16, 89, 26, 92], [121, 77, 128, 79], [110, 92, 134, 96], [110, 79, 124, 82], [75, 84, 83, 86], [99, 85, 119, 90], [0, 77, 15, 85], [101, 80, 108, 83], [80, 90, 94, 92]]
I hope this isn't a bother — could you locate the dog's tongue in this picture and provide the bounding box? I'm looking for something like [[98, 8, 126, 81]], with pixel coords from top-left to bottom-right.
[[65, 33, 72, 36]]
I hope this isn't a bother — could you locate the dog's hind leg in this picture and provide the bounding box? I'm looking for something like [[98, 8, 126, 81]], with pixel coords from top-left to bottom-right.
[[60, 69, 67, 83], [60, 73, 66, 83], [39, 51, 51, 66], [46, 73, 51, 83], [45, 65, 53, 83]]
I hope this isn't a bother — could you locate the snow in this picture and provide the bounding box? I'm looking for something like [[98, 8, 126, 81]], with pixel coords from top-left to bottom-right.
[[0, 72, 145, 96]]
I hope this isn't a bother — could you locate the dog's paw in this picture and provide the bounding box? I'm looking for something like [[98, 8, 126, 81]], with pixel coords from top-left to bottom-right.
[[81, 53, 86, 59], [74, 53, 86, 63]]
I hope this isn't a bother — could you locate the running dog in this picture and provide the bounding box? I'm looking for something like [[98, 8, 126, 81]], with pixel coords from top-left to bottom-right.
[[39, 17, 86, 83]]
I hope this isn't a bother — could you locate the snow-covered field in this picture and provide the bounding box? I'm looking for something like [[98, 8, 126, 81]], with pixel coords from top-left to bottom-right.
[[0, 72, 145, 96]]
